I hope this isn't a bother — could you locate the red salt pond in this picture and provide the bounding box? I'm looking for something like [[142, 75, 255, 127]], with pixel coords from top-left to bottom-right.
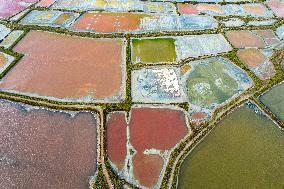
[[72, 12, 151, 33], [132, 153, 164, 188], [106, 106, 188, 187], [0, 31, 125, 102], [191, 112, 207, 121], [0, 0, 38, 18], [130, 107, 188, 152], [106, 112, 127, 171], [0, 99, 98, 189]]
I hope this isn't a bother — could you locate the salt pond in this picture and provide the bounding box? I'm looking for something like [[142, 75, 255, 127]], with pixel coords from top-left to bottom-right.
[[260, 82, 284, 123], [178, 104, 284, 189]]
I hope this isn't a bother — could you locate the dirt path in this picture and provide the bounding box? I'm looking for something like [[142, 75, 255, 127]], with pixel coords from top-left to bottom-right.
[[97, 109, 114, 189]]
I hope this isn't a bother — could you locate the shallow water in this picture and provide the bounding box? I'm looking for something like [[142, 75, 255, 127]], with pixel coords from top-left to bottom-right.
[[260, 82, 284, 122], [178, 105, 284, 189], [132, 38, 176, 63]]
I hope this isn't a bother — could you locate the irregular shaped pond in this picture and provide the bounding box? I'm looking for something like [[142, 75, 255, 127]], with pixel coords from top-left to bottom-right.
[[178, 104, 284, 189]]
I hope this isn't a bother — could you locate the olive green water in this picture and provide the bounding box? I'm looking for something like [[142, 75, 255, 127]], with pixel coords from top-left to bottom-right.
[[260, 82, 284, 123], [132, 38, 176, 63], [178, 105, 284, 189]]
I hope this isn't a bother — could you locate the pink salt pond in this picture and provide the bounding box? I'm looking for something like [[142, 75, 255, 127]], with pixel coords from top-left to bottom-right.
[[196, 4, 225, 15], [0, 31, 126, 102], [177, 3, 199, 15], [225, 30, 265, 48], [267, 0, 284, 17], [36, 0, 56, 7], [0, 0, 38, 19], [225, 30, 280, 49], [0, 99, 98, 189]]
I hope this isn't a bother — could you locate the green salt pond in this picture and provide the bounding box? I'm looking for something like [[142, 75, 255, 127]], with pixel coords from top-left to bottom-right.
[[178, 105, 284, 189], [260, 82, 284, 123], [187, 59, 238, 107], [131, 38, 176, 64]]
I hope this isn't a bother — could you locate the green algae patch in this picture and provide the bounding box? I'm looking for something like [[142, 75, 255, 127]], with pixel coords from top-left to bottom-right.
[[260, 82, 284, 123], [131, 38, 177, 64], [187, 60, 239, 107], [178, 105, 284, 189]]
